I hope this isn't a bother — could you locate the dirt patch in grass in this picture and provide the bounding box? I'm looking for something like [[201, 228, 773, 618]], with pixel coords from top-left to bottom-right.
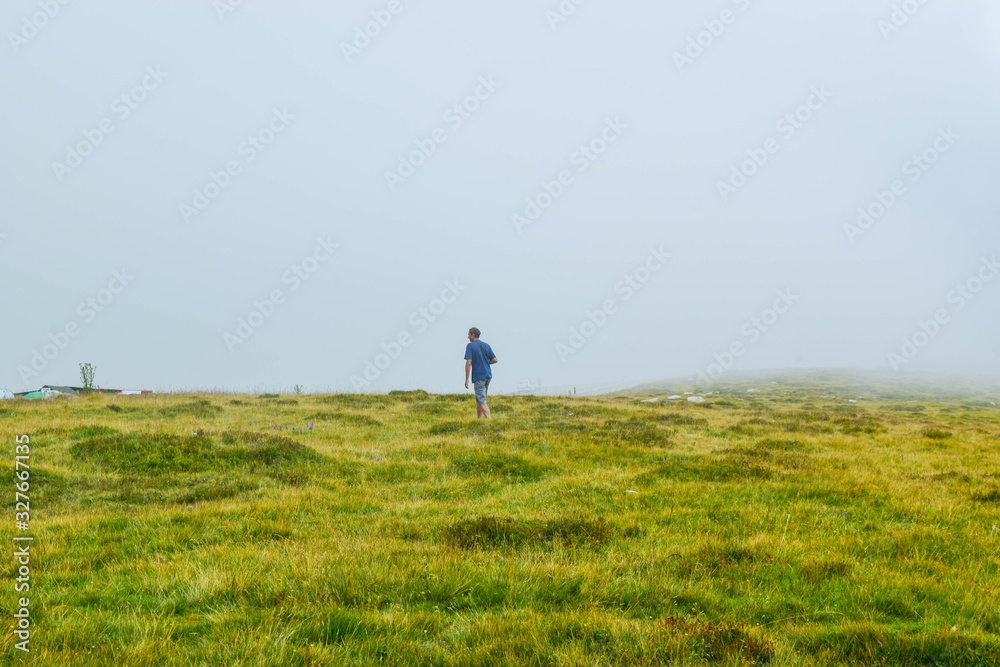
[[444, 516, 610, 550], [658, 615, 775, 665]]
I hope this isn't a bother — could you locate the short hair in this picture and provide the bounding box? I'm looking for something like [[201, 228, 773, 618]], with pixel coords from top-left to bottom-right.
[[468, 327, 481, 338]]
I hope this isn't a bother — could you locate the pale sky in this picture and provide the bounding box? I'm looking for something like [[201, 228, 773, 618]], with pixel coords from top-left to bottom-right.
[[2, 0, 999, 394]]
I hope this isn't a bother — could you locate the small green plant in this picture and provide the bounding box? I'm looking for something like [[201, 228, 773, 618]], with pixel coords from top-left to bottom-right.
[[79, 363, 97, 391], [293, 384, 303, 395]]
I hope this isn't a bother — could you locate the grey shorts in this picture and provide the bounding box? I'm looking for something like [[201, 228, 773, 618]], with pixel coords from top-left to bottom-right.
[[473, 378, 491, 404]]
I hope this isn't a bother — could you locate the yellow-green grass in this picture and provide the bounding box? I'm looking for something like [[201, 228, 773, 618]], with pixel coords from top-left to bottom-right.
[[1, 387, 998, 666]]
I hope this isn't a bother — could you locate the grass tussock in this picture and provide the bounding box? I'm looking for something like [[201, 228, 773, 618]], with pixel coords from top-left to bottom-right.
[[444, 516, 611, 549], [659, 615, 775, 665], [450, 450, 550, 481], [69, 430, 321, 475]]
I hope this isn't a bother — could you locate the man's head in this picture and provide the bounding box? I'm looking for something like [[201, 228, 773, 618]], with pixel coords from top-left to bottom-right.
[[468, 327, 481, 341]]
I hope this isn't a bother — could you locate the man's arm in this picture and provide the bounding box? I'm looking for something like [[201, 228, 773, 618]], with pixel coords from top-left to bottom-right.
[[489, 356, 498, 365], [465, 359, 472, 387]]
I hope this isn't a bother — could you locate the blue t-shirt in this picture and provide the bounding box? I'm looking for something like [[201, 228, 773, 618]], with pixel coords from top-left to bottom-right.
[[465, 340, 495, 382]]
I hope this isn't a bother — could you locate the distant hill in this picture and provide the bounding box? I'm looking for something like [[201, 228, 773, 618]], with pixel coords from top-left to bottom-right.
[[619, 368, 1000, 402]]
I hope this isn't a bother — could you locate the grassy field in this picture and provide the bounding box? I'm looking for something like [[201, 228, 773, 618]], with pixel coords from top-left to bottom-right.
[[2, 375, 999, 665]]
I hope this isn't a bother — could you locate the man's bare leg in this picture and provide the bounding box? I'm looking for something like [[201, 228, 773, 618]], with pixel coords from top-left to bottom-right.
[[479, 402, 491, 419]]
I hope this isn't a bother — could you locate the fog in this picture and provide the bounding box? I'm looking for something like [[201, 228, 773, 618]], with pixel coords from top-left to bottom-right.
[[2, 0, 998, 395]]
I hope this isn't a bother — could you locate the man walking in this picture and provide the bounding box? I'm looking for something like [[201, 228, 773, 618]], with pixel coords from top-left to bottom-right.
[[464, 327, 497, 419]]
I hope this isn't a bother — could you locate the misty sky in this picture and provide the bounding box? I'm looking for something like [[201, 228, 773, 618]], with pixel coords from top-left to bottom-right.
[[2, 0, 999, 395]]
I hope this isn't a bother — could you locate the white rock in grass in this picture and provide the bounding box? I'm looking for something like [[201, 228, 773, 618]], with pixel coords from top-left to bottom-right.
[[687, 396, 706, 403], [667, 395, 682, 400]]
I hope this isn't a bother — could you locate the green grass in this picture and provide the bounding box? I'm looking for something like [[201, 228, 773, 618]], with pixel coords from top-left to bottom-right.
[[1, 383, 999, 665]]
